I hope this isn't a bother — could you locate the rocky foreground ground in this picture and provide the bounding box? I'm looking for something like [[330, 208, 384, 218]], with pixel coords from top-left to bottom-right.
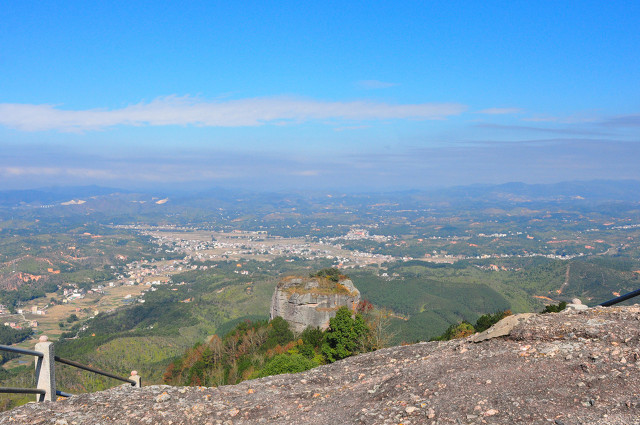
[[3, 305, 640, 425]]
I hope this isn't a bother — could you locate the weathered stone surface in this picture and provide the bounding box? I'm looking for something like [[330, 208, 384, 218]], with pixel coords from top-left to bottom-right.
[[470, 313, 535, 342], [3, 305, 640, 424], [567, 303, 589, 311], [269, 276, 360, 332]]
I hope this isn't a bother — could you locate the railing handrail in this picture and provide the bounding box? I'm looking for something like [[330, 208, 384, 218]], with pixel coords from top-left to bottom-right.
[[54, 356, 136, 386], [598, 287, 640, 307], [0, 344, 44, 358], [0, 387, 46, 395], [0, 335, 141, 402]]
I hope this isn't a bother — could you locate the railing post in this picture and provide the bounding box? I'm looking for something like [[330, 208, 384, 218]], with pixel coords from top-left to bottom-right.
[[34, 336, 55, 402], [130, 370, 142, 387]]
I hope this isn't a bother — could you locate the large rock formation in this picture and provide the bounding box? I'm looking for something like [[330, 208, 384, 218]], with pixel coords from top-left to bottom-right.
[[270, 276, 360, 333], [4, 305, 640, 424]]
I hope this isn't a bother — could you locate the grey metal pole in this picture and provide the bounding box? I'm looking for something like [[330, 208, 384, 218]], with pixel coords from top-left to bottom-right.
[[598, 287, 640, 307], [34, 335, 56, 402]]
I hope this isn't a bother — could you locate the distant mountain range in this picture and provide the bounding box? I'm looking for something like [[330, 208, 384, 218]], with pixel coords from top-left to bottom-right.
[[436, 180, 640, 202], [0, 179, 638, 208], [0, 185, 131, 206]]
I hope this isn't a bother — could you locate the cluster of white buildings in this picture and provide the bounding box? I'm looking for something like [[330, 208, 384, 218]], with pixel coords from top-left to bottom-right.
[[325, 228, 395, 242], [134, 227, 396, 267]]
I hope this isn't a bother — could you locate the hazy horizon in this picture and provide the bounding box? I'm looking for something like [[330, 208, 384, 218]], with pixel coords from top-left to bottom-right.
[[1, 2, 639, 191]]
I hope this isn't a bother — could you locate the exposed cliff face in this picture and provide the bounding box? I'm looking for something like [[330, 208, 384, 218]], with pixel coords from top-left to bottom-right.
[[269, 276, 360, 333], [5, 305, 640, 425]]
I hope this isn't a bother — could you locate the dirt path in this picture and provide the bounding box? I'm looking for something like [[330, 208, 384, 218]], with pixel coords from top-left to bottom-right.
[[557, 263, 570, 294]]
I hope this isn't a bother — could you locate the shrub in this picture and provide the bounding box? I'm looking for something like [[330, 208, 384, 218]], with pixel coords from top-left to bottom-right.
[[541, 301, 567, 314], [474, 310, 512, 333], [258, 353, 318, 377], [431, 321, 476, 341], [311, 268, 344, 282]]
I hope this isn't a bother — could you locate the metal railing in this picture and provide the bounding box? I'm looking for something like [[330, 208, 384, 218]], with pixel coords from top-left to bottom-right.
[[598, 287, 640, 307], [0, 345, 43, 358], [0, 387, 45, 395], [0, 335, 141, 402], [54, 356, 137, 386]]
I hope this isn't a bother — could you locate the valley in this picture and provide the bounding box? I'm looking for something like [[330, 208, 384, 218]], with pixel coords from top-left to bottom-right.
[[0, 181, 640, 410]]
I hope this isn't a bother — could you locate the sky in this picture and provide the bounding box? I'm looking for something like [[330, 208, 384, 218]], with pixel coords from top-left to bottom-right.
[[1, 1, 639, 191]]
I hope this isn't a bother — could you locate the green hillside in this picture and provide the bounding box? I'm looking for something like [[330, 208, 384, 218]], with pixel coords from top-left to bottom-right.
[[2, 255, 640, 410]]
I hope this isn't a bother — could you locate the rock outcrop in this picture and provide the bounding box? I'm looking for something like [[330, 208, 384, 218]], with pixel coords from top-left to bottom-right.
[[269, 276, 360, 332], [4, 305, 640, 424]]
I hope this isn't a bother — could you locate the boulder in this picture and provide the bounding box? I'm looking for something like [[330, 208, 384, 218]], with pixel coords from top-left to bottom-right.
[[470, 313, 535, 342], [270, 276, 360, 332]]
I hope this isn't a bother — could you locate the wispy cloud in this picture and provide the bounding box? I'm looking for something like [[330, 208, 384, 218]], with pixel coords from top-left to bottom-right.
[[0, 95, 465, 132], [476, 107, 522, 115], [601, 114, 640, 127], [291, 170, 320, 176], [523, 112, 640, 131], [333, 125, 371, 132], [356, 80, 399, 89], [474, 123, 612, 136], [345, 139, 640, 186], [2, 138, 639, 190], [0, 148, 333, 190], [522, 112, 601, 124]]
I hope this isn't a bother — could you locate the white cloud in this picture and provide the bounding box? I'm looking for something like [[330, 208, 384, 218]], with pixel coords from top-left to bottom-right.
[[602, 114, 640, 127], [522, 111, 601, 124], [0, 164, 238, 182], [356, 80, 399, 89], [291, 170, 320, 176], [476, 107, 522, 115], [333, 125, 371, 132], [3, 166, 63, 176], [1, 166, 117, 179], [0, 95, 466, 132]]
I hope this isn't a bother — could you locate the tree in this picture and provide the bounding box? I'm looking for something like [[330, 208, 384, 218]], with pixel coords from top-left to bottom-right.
[[299, 327, 324, 358], [264, 316, 294, 350], [301, 326, 324, 347], [363, 307, 394, 351], [322, 307, 369, 363], [357, 300, 394, 351]]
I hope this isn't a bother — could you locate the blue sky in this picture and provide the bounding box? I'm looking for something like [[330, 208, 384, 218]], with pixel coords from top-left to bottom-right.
[[1, 1, 639, 190]]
